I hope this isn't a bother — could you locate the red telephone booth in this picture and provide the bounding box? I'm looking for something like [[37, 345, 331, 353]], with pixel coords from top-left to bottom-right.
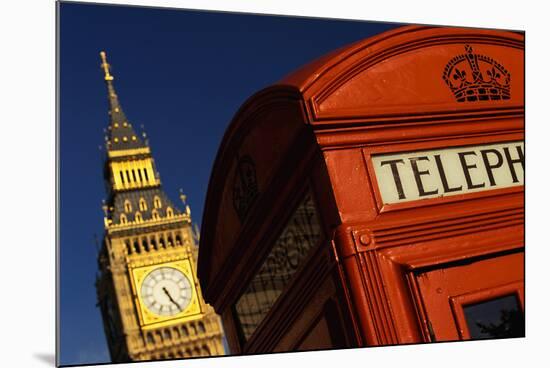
[[198, 25, 524, 354]]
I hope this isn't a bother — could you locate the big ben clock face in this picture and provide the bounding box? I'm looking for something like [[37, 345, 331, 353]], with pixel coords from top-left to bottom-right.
[[131, 259, 203, 328], [140, 267, 193, 316]]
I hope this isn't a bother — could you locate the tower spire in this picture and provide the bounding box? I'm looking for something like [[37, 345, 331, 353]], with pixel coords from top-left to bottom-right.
[[100, 51, 114, 81], [96, 52, 226, 362], [99, 51, 146, 151]]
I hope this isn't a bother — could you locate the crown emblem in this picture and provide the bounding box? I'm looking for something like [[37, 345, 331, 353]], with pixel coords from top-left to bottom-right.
[[232, 155, 259, 222], [443, 45, 511, 102]]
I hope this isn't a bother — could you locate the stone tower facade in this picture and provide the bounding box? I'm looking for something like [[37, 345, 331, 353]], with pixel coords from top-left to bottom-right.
[[95, 51, 224, 362]]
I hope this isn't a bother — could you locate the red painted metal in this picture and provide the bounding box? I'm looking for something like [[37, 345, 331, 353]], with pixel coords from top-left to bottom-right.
[[198, 25, 524, 353]]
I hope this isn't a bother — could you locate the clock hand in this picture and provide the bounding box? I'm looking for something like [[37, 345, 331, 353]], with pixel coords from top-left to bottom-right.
[[162, 287, 183, 311]]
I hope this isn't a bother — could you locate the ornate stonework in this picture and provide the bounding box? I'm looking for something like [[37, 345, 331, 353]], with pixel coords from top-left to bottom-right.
[[95, 52, 225, 362]]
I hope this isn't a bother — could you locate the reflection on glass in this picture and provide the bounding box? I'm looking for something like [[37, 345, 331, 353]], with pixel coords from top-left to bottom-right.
[[234, 191, 322, 340], [464, 294, 524, 339]]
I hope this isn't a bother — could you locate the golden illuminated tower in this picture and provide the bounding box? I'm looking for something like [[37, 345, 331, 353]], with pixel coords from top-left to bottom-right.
[[95, 51, 225, 362]]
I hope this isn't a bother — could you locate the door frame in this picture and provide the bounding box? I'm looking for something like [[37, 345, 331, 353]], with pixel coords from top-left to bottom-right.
[[373, 222, 524, 344], [449, 280, 524, 340], [413, 253, 524, 341]]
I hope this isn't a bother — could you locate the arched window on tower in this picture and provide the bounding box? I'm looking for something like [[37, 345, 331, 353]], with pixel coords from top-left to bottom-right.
[[181, 326, 189, 337], [142, 237, 149, 252], [124, 239, 132, 255], [139, 198, 147, 211], [166, 207, 174, 218], [152, 209, 160, 220], [135, 212, 142, 223], [124, 199, 132, 213], [154, 195, 162, 209], [173, 327, 180, 339], [120, 214, 127, 224], [155, 330, 163, 344]]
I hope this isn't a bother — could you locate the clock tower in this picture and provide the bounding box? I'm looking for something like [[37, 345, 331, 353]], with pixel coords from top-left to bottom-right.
[[95, 51, 225, 362]]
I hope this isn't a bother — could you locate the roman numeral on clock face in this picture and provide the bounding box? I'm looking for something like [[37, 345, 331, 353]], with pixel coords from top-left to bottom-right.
[[140, 266, 193, 316]]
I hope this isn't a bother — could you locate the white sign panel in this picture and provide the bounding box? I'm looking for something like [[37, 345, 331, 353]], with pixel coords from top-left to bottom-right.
[[372, 141, 524, 205]]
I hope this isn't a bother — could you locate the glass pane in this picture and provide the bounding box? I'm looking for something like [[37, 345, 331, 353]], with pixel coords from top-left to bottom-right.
[[463, 294, 524, 339], [234, 190, 322, 340]]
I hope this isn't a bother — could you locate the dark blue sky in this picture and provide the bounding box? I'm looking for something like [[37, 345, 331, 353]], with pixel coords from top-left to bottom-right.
[[59, 2, 400, 365]]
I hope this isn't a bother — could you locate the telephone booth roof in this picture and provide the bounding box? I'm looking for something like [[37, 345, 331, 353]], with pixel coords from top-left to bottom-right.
[[198, 25, 524, 290]]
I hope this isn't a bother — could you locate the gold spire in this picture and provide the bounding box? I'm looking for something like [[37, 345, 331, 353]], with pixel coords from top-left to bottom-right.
[[100, 51, 114, 81]]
